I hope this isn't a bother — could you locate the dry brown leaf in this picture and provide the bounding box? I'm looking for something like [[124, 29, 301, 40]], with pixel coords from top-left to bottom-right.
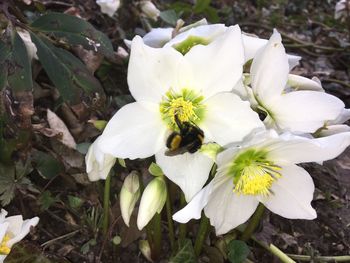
[[47, 109, 77, 149]]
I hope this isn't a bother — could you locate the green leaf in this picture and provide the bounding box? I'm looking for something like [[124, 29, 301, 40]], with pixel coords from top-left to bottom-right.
[[160, 10, 179, 26], [203, 6, 220, 23], [31, 12, 114, 58], [148, 162, 164, 177], [170, 239, 197, 263], [76, 142, 91, 154], [193, 0, 211, 13], [32, 150, 64, 179], [0, 164, 16, 206], [5, 242, 69, 263], [227, 240, 250, 263], [0, 40, 11, 91], [68, 195, 84, 209], [118, 158, 126, 168], [30, 32, 104, 104], [39, 190, 59, 210]]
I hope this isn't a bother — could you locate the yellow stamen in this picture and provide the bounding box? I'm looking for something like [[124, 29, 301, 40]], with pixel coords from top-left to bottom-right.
[[0, 234, 11, 255], [168, 97, 196, 124]]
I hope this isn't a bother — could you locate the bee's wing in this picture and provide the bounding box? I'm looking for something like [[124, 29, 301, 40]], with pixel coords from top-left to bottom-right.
[[164, 146, 189, 156]]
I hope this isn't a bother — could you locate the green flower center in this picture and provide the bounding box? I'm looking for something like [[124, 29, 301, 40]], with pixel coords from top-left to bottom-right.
[[0, 234, 11, 255], [227, 149, 281, 196], [173, 36, 210, 55], [159, 89, 205, 130]]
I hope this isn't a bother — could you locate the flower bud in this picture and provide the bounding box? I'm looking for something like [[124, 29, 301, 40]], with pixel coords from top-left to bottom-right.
[[139, 1, 160, 21], [139, 240, 153, 262], [85, 137, 116, 181], [137, 177, 167, 230], [96, 0, 120, 17], [120, 171, 141, 226]]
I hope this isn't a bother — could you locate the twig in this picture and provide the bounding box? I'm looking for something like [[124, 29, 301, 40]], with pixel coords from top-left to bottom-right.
[[287, 254, 350, 262], [322, 78, 350, 88], [41, 229, 80, 247]]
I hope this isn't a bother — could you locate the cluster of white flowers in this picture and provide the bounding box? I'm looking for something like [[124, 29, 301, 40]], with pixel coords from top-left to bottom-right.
[[86, 20, 350, 234], [0, 209, 39, 262]]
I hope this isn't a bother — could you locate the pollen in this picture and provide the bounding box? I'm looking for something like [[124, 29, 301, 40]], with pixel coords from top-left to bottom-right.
[[160, 89, 205, 129], [0, 234, 11, 255], [228, 149, 281, 196]]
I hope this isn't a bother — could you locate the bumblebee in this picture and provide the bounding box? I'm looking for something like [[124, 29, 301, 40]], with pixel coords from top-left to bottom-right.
[[165, 115, 204, 156]]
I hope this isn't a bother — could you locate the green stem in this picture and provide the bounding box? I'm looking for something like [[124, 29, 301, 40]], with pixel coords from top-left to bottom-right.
[[102, 173, 111, 235], [194, 214, 210, 256], [152, 212, 162, 260], [253, 237, 296, 263], [240, 203, 265, 241], [165, 181, 175, 251], [286, 254, 350, 262], [178, 193, 187, 242]]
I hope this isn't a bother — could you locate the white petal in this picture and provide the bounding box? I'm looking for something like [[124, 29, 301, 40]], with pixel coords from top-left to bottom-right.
[[259, 165, 316, 220], [96, 0, 120, 17], [0, 209, 8, 222], [204, 176, 259, 235], [287, 74, 324, 91], [99, 102, 166, 159], [330, 108, 350, 125], [5, 215, 23, 236], [128, 36, 184, 103], [0, 222, 9, 243], [267, 132, 350, 164], [7, 217, 39, 247], [201, 92, 264, 145], [250, 30, 289, 102], [173, 182, 213, 223], [143, 28, 173, 48], [242, 33, 300, 69], [270, 91, 345, 133], [184, 25, 244, 98], [155, 151, 213, 201]]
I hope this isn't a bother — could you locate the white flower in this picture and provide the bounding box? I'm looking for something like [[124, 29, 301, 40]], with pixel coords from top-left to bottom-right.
[[99, 26, 263, 201], [248, 29, 345, 133], [317, 108, 350, 137], [137, 177, 167, 230], [139, 1, 160, 21], [0, 209, 39, 261], [173, 130, 350, 235], [96, 0, 120, 17], [120, 171, 141, 226], [85, 136, 116, 181]]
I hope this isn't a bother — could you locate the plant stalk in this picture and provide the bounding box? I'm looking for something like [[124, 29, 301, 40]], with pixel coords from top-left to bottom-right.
[[178, 193, 187, 242], [240, 203, 265, 241], [165, 181, 175, 251], [102, 173, 111, 235], [194, 214, 210, 256], [152, 212, 162, 260]]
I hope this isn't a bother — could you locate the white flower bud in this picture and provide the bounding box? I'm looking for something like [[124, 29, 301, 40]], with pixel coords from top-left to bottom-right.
[[137, 177, 166, 230], [120, 171, 141, 226], [17, 29, 38, 61], [96, 0, 120, 17], [139, 240, 153, 262], [85, 137, 116, 181], [139, 1, 160, 21]]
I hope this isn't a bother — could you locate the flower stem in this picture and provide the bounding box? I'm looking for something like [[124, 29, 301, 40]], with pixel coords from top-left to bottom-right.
[[286, 254, 350, 262], [165, 181, 175, 251], [152, 212, 162, 260], [240, 203, 265, 241], [178, 193, 187, 242], [194, 214, 210, 256], [102, 172, 111, 235], [253, 237, 296, 263]]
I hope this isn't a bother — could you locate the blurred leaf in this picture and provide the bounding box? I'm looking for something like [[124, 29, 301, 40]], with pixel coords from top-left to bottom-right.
[[0, 163, 32, 206], [7, 32, 33, 92], [118, 158, 126, 168], [39, 190, 59, 210], [30, 32, 104, 104], [76, 142, 91, 154], [5, 242, 69, 263], [170, 239, 197, 263], [148, 162, 163, 177], [160, 10, 178, 26], [68, 195, 84, 209], [31, 12, 114, 58], [170, 2, 193, 15], [0, 40, 11, 90], [227, 240, 250, 263], [32, 151, 64, 179], [204, 6, 220, 23], [193, 0, 211, 13]]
